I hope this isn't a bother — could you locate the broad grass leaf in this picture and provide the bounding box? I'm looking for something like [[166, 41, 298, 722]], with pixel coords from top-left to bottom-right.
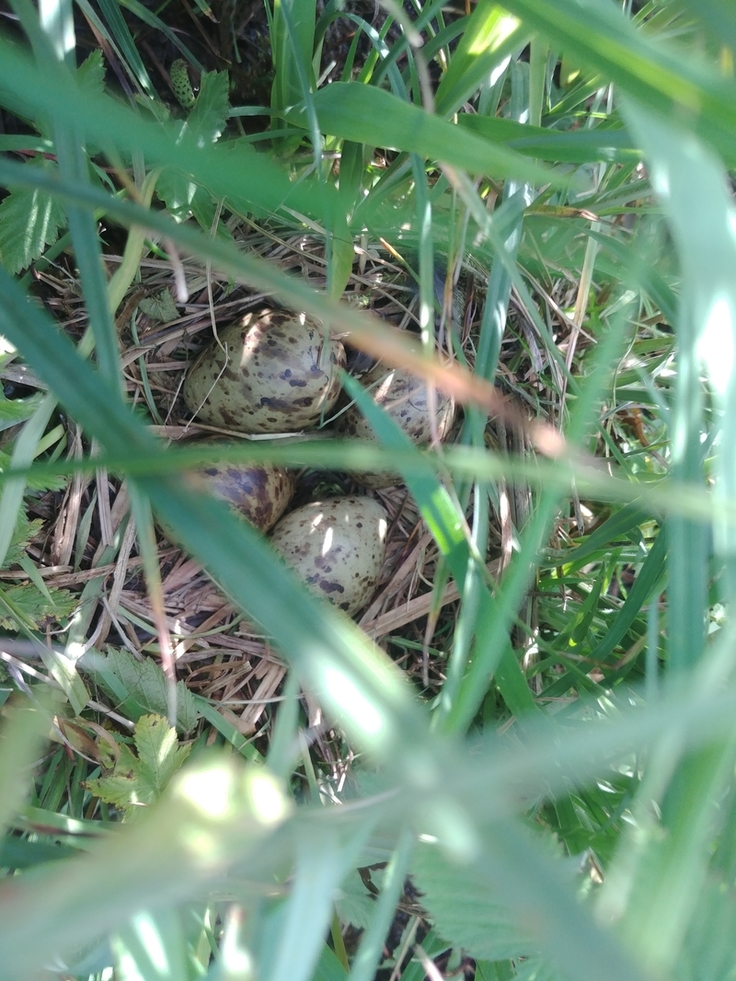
[[0, 178, 66, 274], [458, 115, 639, 165], [433, 1, 527, 116], [85, 647, 199, 733], [292, 83, 557, 185]]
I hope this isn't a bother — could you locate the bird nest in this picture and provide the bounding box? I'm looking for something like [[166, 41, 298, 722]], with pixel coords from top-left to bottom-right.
[[2, 222, 558, 747]]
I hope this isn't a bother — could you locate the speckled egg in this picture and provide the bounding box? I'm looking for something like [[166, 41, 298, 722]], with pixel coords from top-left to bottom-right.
[[189, 447, 297, 532], [269, 496, 388, 616], [335, 364, 456, 488], [183, 309, 346, 434]]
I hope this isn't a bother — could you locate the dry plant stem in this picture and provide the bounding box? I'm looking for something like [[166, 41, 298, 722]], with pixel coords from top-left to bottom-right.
[[414, 944, 445, 981], [51, 425, 87, 567], [364, 557, 502, 639], [388, 916, 421, 981]]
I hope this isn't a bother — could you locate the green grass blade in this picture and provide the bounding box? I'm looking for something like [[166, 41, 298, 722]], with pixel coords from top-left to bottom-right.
[[499, 0, 736, 166], [290, 83, 561, 185], [340, 373, 473, 589], [433, 1, 528, 116], [95, 0, 155, 96]]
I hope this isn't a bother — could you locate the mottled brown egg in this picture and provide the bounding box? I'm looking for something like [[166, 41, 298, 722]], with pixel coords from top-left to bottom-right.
[[335, 364, 456, 488], [183, 308, 346, 434], [269, 496, 388, 616], [194, 461, 296, 532]]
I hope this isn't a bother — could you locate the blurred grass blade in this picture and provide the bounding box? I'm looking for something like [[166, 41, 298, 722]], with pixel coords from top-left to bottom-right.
[[348, 828, 413, 981], [111, 908, 189, 979], [0, 756, 291, 980], [499, 0, 736, 166], [0, 695, 50, 837], [262, 820, 374, 981], [624, 100, 736, 604]]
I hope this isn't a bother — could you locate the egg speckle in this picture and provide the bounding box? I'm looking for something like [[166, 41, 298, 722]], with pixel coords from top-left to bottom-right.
[[336, 364, 456, 487], [183, 309, 346, 434], [188, 444, 296, 531], [269, 496, 388, 616]]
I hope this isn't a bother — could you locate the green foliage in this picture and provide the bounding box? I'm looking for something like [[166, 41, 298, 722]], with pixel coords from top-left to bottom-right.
[[411, 840, 539, 961], [0, 173, 66, 274], [0, 583, 76, 631], [85, 713, 191, 818], [1, 506, 43, 568], [84, 647, 199, 733], [0, 0, 735, 979]]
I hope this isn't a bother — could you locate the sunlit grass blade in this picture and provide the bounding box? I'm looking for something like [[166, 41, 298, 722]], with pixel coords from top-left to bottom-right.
[[624, 100, 736, 610], [433, 1, 527, 116], [0, 755, 291, 980]]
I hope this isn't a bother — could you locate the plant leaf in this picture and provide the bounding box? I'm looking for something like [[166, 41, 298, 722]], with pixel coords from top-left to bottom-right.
[[0, 173, 66, 274], [85, 714, 191, 818], [83, 647, 199, 734], [0, 583, 76, 630]]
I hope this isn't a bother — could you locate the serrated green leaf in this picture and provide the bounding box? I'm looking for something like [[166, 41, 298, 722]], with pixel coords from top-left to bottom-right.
[[0, 451, 66, 493], [155, 167, 199, 222], [85, 714, 190, 818], [77, 49, 106, 95], [0, 176, 66, 274], [134, 713, 191, 793], [85, 742, 152, 813], [2, 509, 42, 569], [0, 583, 77, 630], [157, 71, 229, 223], [334, 869, 376, 929], [187, 70, 230, 144], [0, 391, 44, 432], [86, 646, 199, 733], [411, 841, 538, 961]]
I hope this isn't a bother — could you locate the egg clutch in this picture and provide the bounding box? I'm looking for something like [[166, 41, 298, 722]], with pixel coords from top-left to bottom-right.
[[181, 307, 456, 618]]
